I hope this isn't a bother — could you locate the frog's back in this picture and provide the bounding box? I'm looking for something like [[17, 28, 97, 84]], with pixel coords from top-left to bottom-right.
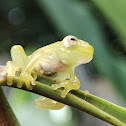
[[31, 41, 61, 56]]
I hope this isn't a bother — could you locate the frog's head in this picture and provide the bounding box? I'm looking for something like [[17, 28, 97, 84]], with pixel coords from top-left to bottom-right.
[[60, 35, 94, 66]]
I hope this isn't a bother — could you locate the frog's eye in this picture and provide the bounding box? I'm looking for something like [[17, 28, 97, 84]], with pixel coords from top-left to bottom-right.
[[63, 35, 78, 47]]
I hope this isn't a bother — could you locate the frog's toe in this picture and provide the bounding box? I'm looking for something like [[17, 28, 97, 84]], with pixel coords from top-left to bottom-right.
[[24, 79, 33, 90], [26, 84, 33, 90], [7, 76, 13, 86], [17, 81, 23, 88], [32, 73, 37, 80], [19, 72, 34, 89], [31, 78, 35, 86], [61, 87, 70, 98], [52, 83, 70, 98], [60, 93, 66, 98]]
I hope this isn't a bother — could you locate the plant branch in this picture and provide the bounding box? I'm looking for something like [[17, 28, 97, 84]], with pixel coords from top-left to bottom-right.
[[0, 86, 21, 126], [0, 73, 126, 126]]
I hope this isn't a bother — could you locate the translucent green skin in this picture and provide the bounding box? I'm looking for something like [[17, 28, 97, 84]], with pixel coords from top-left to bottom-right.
[[1, 36, 94, 110]]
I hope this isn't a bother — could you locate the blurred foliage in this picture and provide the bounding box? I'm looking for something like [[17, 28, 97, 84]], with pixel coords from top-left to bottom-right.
[[0, 0, 60, 52], [0, 0, 126, 125], [91, 0, 126, 48]]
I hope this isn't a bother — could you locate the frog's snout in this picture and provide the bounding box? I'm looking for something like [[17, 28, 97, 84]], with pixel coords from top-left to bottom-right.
[[81, 39, 94, 51], [88, 44, 94, 60], [78, 40, 94, 64]]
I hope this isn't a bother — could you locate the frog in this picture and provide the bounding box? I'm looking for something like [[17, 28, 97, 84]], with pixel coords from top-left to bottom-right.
[[1, 35, 94, 110]]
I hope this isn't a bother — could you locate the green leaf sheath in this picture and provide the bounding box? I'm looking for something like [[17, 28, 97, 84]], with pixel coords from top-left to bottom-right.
[[0, 86, 21, 126], [0, 74, 126, 126]]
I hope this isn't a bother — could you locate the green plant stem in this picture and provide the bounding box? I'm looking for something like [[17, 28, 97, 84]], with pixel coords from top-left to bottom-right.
[[0, 74, 126, 126], [0, 86, 21, 126]]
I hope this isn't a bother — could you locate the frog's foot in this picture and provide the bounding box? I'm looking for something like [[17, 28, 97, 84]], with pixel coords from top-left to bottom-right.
[[52, 80, 80, 98], [0, 61, 19, 86], [52, 83, 71, 98], [35, 96, 65, 110], [17, 72, 35, 90]]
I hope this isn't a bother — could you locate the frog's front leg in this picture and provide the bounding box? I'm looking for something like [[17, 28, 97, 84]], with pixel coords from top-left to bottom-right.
[[1, 61, 19, 86], [17, 54, 42, 89], [8, 45, 38, 89], [52, 71, 80, 98]]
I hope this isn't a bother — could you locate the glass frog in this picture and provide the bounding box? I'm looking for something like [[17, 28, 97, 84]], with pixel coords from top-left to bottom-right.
[[1, 35, 94, 110]]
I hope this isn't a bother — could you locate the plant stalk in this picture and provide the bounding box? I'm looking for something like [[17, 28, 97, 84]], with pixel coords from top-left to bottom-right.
[[0, 86, 21, 126], [0, 74, 126, 126]]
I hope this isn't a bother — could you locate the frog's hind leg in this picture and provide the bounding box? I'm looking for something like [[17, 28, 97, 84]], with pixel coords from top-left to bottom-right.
[[1, 61, 19, 86], [11, 45, 28, 68], [35, 96, 65, 110]]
